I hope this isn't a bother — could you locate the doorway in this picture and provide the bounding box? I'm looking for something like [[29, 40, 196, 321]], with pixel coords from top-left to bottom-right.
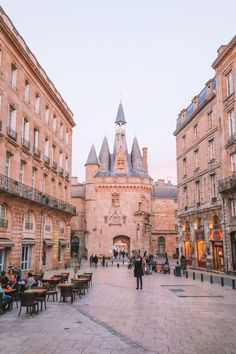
[[113, 236, 130, 259]]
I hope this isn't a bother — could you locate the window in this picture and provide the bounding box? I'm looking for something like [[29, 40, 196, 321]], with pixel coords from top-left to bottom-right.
[[53, 115, 57, 132], [60, 123, 63, 139], [21, 245, 31, 270], [228, 109, 235, 139], [183, 158, 187, 177], [195, 181, 200, 204], [42, 242, 51, 266], [231, 200, 236, 219], [44, 216, 51, 232], [0, 250, 6, 272], [22, 118, 29, 147], [25, 210, 32, 229], [19, 160, 24, 183], [194, 125, 198, 140], [33, 128, 39, 149], [182, 135, 186, 149], [44, 106, 49, 123], [44, 138, 49, 159], [0, 204, 6, 220], [227, 71, 234, 96], [117, 156, 125, 170], [52, 145, 56, 163], [35, 93, 40, 113], [0, 47, 2, 67], [32, 168, 36, 188], [112, 193, 120, 207], [5, 152, 10, 177], [209, 139, 214, 160], [24, 80, 30, 102], [210, 174, 216, 199], [10, 63, 17, 88], [194, 150, 199, 169], [208, 111, 213, 129], [183, 186, 187, 209], [9, 104, 16, 130], [59, 151, 63, 168], [58, 242, 64, 262], [158, 236, 165, 254], [65, 156, 69, 172], [231, 153, 236, 172]]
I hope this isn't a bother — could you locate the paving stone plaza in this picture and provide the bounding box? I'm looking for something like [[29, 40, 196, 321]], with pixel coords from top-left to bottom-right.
[[1, 262, 236, 354]]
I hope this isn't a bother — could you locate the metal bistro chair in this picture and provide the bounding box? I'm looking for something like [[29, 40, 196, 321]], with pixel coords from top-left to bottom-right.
[[59, 285, 73, 303], [42, 281, 58, 302], [33, 288, 47, 311], [71, 281, 82, 299], [61, 273, 69, 283], [18, 292, 39, 317], [83, 273, 93, 287]]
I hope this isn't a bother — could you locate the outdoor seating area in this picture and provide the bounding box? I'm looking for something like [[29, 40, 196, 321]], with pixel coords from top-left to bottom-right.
[[0, 268, 93, 317]]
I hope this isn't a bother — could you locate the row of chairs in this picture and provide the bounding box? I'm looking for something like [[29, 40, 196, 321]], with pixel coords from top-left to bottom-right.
[[59, 273, 93, 303]]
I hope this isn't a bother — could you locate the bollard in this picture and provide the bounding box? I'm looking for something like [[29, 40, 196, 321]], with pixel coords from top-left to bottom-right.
[[221, 277, 224, 287], [193, 272, 195, 280], [210, 275, 213, 284], [201, 274, 204, 282], [232, 279, 235, 290], [185, 270, 188, 278]]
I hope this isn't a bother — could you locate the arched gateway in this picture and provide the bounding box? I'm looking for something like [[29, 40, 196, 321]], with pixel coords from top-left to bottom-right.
[[113, 236, 130, 257]]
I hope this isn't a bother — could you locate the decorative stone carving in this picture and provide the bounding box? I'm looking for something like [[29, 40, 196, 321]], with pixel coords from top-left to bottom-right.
[[108, 210, 122, 225]]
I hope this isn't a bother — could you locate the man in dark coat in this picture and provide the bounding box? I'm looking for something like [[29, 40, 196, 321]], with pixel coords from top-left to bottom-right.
[[134, 252, 145, 290]]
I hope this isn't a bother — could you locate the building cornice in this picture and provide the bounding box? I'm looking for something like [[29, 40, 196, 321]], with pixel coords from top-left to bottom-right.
[[0, 7, 75, 127], [212, 35, 236, 69]]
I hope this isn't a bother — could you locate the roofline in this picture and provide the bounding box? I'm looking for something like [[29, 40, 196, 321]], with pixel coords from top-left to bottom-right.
[[212, 35, 236, 69], [0, 7, 76, 127]]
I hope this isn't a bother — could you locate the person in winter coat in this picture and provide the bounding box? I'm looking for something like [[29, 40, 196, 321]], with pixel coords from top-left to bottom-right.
[[134, 252, 145, 290]]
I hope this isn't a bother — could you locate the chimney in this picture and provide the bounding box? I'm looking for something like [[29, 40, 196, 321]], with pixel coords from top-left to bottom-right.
[[142, 147, 148, 172]]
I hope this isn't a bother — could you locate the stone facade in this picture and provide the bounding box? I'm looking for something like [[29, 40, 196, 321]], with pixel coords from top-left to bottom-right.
[[0, 8, 76, 273], [174, 35, 236, 273], [71, 104, 177, 259]]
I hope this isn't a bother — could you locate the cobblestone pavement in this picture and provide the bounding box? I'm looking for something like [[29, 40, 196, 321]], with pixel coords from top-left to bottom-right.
[[1, 263, 236, 354]]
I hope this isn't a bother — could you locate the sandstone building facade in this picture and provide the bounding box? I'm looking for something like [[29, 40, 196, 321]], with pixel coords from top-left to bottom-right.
[[0, 8, 76, 273], [174, 35, 236, 273], [71, 104, 177, 259]]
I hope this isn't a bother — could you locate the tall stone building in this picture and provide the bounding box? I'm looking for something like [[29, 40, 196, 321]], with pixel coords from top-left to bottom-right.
[[0, 8, 76, 273], [174, 35, 236, 273], [71, 104, 177, 258]]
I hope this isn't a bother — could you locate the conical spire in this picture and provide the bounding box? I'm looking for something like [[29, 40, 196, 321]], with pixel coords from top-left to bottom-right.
[[85, 145, 100, 166], [99, 137, 110, 171], [115, 102, 126, 126], [131, 137, 145, 172]]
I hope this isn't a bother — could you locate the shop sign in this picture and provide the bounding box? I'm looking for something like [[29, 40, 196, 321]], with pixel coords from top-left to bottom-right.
[[183, 232, 191, 241], [210, 230, 222, 241], [195, 230, 205, 240]]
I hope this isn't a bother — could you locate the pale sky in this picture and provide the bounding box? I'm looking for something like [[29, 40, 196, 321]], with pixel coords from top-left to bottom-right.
[[1, 0, 236, 184]]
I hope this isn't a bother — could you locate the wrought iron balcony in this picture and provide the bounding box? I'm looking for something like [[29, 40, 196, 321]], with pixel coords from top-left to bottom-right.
[[59, 167, 64, 176], [33, 146, 41, 158], [0, 121, 2, 131], [219, 174, 236, 193], [65, 171, 70, 179], [22, 137, 30, 150], [44, 155, 50, 165], [52, 162, 57, 171], [7, 126, 17, 141], [225, 132, 236, 149], [0, 173, 76, 215], [0, 219, 8, 228]]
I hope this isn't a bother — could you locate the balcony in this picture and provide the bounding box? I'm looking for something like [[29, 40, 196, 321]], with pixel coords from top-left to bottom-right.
[[59, 167, 64, 176], [25, 222, 33, 230], [65, 171, 70, 180], [52, 162, 57, 171], [44, 155, 50, 165], [7, 126, 17, 141], [22, 137, 30, 150], [0, 173, 76, 216], [33, 146, 41, 158], [225, 132, 236, 149], [0, 219, 8, 228], [219, 174, 236, 193]]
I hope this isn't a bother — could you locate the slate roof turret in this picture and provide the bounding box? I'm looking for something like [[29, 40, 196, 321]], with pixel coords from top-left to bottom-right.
[[85, 145, 100, 166], [131, 137, 145, 172], [99, 137, 110, 171], [115, 102, 126, 126]]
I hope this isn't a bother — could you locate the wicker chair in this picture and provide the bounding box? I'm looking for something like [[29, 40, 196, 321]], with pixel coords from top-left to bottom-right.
[[59, 286, 73, 303], [71, 281, 82, 299], [83, 273, 93, 287], [18, 292, 39, 317], [33, 288, 47, 311], [42, 281, 58, 302]]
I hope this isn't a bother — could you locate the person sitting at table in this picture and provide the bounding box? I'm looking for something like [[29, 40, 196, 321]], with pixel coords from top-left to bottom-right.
[[25, 272, 36, 289], [0, 271, 9, 288], [8, 269, 17, 285], [0, 281, 12, 311]]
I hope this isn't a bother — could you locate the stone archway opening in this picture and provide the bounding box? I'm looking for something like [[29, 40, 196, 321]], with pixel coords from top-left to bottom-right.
[[113, 235, 130, 259]]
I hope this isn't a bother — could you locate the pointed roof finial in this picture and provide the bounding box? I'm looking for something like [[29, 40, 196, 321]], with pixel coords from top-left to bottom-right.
[[115, 102, 126, 126], [85, 145, 100, 166]]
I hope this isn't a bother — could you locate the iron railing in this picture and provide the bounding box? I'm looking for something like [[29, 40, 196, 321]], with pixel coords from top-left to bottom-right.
[[33, 146, 41, 158], [0, 219, 8, 228], [65, 171, 70, 179], [44, 155, 50, 165], [59, 167, 64, 176], [219, 174, 236, 193], [22, 137, 30, 150], [0, 173, 76, 215], [7, 126, 17, 140], [52, 162, 57, 171]]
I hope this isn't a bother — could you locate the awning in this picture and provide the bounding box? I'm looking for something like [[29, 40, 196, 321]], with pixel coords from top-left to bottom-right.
[[44, 239, 54, 246], [22, 238, 36, 245], [0, 238, 14, 247], [59, 239, 68, 247]]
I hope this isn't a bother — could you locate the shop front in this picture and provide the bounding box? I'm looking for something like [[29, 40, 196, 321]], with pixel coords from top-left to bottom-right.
[[183, 231, 192, 265], [195, 230, 206, 268], [0, 238, 14, 271], [231, 232, 236, 271], [210, 229, 223, 271]]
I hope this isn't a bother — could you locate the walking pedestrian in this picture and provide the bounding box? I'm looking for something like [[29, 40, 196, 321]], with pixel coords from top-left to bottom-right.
[[134, 252, 145, 290], [93, 254, 98, 267], [90, 254, 93, 267]]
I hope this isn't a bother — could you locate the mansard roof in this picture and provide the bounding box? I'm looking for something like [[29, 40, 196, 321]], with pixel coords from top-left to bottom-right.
[[85, 145, 100, 166], [115, 103, 126, 125], [99, 137, 110, 171], [152, 181, 177, 199]]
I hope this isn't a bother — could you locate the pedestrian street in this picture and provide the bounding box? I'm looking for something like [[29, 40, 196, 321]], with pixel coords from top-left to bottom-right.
[[1, 262, 236, 354]]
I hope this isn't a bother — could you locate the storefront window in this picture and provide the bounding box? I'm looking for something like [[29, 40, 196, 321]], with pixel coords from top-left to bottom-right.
[[0, 249, 5, 271]]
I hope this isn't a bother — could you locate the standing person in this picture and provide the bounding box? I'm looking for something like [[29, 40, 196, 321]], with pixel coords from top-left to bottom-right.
[[90, 254, 93, 267], [180, 255, 187, 274], [93, 254, 98, 267], [134, 252, 145, 290], [102, 255, 105, 267]]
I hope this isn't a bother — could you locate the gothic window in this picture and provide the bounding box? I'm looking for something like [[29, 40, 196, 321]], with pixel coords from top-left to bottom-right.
[[112, 193, 120, 207]]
